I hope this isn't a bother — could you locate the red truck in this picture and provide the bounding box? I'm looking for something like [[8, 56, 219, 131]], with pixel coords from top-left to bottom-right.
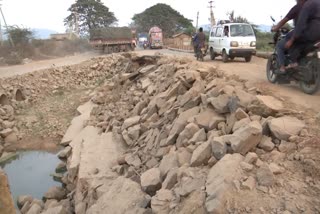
[[90, 27, 136, 53], [148, 26, 163, 49]]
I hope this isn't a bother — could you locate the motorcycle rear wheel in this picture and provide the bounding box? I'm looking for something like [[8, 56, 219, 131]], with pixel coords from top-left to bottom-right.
[[266, 54, 278, 83], [299, 62, 320, 94]]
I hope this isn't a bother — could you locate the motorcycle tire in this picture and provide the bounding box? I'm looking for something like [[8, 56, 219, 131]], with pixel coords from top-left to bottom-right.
[[210, 48, 215, 60], [299, 64, 320, 95], [266, 54, 278, 83]]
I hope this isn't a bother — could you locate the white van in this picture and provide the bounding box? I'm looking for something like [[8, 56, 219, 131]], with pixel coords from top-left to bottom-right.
[[208, 22, 256, 62]]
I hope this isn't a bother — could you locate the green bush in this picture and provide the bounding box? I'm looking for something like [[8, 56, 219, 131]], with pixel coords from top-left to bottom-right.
[[256, 31, 274, 52]]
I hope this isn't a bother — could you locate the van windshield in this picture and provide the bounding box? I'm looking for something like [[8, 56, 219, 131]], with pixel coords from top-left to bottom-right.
[[230, 24, 254, 37]]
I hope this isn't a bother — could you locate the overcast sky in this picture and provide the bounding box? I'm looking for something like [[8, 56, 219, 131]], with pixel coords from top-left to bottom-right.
[[1, 0, 296, 32]]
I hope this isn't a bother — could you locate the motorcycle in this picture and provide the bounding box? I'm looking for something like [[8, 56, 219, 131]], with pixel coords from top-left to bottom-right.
[[266, 16, 320, 94], [196, 45, 208, 61]]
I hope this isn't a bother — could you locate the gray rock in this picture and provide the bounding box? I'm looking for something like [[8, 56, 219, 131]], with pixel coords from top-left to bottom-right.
[[162, 168, 178, 190], [0, 128, 13, 138], [269, 163, 285, 175], [4, 132, 18, 145], [122, 116, 141, 130], [57, 147, 71, 159], [209, 94, 230, 114], [127, 124, 141, 141], [256, 164, 274, 187], [44, 187, 66, 201], [235, 108, 249, 120], [210, 136, 227, 160], [17, 195, 33, 209], [55, 162, 67, 173], [141, 168, 162, 196], [177, 148, 192, 166], [240, 162, 254, 172], [278, 141, 297, 153], [146, 157, 159, 169], [242, 176, 256, 190], [258, 136, 275, 152], [244, 152, 258, 164], [206, 154, 244, 213], [132, 100, 147, 116], [176, 123, 200, 147], [268, 116, 305, 141], [159, 152, 179, 178], [190, 142, 212, 167], [248, 95, 283, 117], [188, 128, 207, 144], [232, 118, 251, 132], [230, 121, 262, 155], [173, 190, 206, 214], [21, 201, 31, 214], [208, 156, 218, 167], [193, 109, 225, 131], [124, 154, 142, 168], [41, 205, 68, 214], [235, 89, 256, 108], [151, 189, 177, 214], [26, 203, 42, 214]]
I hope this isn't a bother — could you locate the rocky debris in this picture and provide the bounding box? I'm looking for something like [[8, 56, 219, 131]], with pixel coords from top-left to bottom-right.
[[17, 195, 33, 209], [151, 189, 177, 214], [190, 141, 211, 167], [26, 203, 42, 214], [141, 168, 162, 196], [58, 146, 71, 159], [210, 136, 227, 160], [44, 187, 67, 201], [159, 152, 179, 178], [242, 176, 256, 190], [205, 154, 244, 213], [256, 164, 275, 187], [56, 162, 67, 173], [162, 168, 178, 190], [27, 53, 315, 213], [41, 205, 68, 214], [258, 136, 275, 152], [229, 121, 263, 155], [248, 95, 283, 116], [268, 116, 305, 141]]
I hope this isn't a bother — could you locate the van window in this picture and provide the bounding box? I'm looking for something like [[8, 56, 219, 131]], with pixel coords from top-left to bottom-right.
[[210, 28, 216, 37], [230, 24, 254, 37], [215, 27, 223, 37]]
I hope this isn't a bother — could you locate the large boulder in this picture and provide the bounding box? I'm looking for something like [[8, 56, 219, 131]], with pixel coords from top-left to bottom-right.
[[268, 116, 305, 140], [141, 168, 162, 196], [205, 154, 244, 213], [229, 121, 263, 155]]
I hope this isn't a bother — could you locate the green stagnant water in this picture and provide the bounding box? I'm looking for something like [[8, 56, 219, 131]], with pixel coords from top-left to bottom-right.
[[0, 151, 61, 207]]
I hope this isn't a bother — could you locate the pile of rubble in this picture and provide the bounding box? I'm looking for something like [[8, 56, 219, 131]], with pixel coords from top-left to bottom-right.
[[16, 53, 320, 214]]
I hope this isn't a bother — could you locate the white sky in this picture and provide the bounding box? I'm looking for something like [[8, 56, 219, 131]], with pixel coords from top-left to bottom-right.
[[1, 0, 296, 32]]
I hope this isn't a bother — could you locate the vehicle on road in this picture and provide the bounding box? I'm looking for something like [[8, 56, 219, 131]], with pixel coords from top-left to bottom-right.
[[266, 17, 320, 95], [208, 21, 256, 63], [148, 26, 163, 49], [89, 27, 136, 54]]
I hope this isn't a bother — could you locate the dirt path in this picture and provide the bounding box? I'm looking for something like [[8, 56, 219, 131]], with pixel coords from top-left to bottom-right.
[[0, 52, 99, 78]]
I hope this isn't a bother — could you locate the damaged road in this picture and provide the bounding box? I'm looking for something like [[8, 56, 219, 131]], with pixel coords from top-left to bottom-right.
[[1, 53, 320, 214]]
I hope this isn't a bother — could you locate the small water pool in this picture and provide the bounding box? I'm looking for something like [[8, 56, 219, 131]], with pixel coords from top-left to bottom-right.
[[0, 151, 61, 206]]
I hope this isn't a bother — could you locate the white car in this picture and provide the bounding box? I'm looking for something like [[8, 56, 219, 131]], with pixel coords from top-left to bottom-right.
[[208, 22, 257, 63]]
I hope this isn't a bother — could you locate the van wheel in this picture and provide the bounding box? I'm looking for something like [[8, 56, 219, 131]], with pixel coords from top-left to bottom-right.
[[210, 48, 215, 60], [245, 56, 252, 62], [222, 50, 228, 63]]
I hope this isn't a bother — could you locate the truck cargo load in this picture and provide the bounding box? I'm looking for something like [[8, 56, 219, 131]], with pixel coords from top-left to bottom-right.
[[148, 26, 163, 49], [89, 27, 135, 53]]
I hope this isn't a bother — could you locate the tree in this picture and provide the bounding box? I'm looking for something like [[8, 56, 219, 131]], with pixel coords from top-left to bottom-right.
[[5, 26, 33, 46], [64, 0, 117, 36], [132, 4, 193, 37]]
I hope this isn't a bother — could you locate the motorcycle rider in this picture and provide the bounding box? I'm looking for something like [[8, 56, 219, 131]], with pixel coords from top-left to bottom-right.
[[193, 27, 206, 57], [285, 0, 320, 68], [271, 0, 307, 73]]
